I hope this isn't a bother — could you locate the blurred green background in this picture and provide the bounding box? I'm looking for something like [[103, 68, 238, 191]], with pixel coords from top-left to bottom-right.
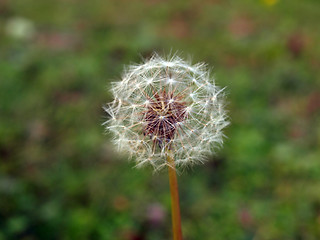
[[1, 0, 320, 239]]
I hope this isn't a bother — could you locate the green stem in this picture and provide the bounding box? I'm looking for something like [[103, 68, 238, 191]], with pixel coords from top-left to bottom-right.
[[167, 150, 183, 240]]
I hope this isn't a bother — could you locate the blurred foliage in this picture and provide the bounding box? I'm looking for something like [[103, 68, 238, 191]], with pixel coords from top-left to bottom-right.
[[0, 0, 320, 239]]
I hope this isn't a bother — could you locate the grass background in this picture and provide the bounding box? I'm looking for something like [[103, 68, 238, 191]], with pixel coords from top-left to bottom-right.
[[0, 0, 320, 239]]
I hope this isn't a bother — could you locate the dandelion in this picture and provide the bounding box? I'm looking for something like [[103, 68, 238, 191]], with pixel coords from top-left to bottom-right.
[[104, 54, 228, 169], [104, 53, 229, 239]]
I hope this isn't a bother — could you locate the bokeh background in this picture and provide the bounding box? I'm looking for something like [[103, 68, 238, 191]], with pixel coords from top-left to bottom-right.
[[1, 0, 320, 239]]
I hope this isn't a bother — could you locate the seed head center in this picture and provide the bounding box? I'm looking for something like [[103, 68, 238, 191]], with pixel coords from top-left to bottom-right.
[[143, 90, 187, 148]]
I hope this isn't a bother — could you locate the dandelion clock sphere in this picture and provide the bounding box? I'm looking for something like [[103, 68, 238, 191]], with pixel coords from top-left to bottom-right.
[[104, 54, 229, 170]]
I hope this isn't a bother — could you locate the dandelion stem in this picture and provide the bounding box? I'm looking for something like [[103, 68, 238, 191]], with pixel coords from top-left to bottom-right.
[[167, 150, 183, 240]]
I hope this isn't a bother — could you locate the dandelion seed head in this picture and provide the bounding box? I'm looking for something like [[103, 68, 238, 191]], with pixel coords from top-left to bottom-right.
[[104, 54, 229, 169]]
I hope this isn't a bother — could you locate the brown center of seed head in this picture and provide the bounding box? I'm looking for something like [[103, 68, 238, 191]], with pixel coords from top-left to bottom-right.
[[143, 89, 187, 148]]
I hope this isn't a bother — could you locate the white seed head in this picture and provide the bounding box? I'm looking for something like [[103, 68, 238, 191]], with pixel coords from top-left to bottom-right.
[[104, 54, 229, 170]]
